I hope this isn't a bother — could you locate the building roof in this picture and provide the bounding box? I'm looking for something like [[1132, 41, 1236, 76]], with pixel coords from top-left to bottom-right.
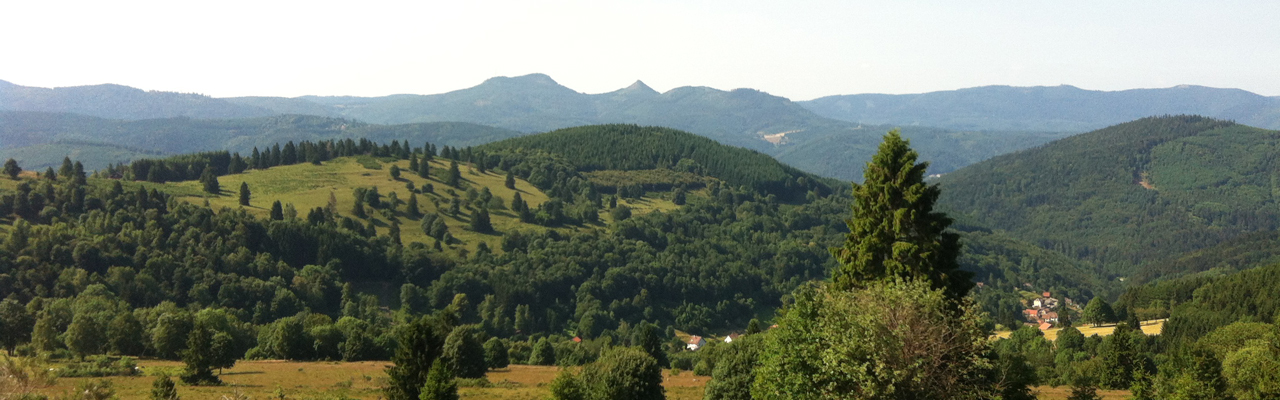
[[1039, 322, 1053, 331], [687, 335, 704, 345]]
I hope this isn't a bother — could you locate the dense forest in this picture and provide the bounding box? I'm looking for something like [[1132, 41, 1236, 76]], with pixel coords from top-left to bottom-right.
[[939, 116, 1280, 276], [2, 120, 1278, 399]]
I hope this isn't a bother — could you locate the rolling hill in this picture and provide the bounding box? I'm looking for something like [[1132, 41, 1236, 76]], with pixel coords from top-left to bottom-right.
[[0, 77, 1072, 181], [937, 115, 1280, 278], [0, 111, 521, 170], [801, 84, 1280, 132], [0, 79, 276, 119]]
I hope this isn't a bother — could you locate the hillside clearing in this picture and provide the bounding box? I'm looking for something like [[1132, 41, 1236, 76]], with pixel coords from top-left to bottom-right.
[[995, 319, 1165, 341], [147, 157, 678, 255]]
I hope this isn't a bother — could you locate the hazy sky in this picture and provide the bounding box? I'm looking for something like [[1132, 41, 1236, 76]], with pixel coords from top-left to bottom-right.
[[3, 0, 1277, 100]]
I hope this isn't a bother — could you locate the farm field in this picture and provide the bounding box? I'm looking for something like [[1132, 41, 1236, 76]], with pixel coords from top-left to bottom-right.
[[37, 360, 709, 400], [35, 359, 1134, 400], [34, 359, 1121, 400], [994, 319, 1165, 341]]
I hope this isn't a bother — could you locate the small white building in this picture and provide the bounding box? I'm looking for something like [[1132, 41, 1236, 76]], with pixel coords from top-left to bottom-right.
[[723, 333, 741, 344], [686, 335, 706, 351]]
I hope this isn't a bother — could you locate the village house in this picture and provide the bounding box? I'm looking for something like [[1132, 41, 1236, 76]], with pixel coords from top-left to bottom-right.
[[686, 335, 706, 351], [723, 333, 741, 343]]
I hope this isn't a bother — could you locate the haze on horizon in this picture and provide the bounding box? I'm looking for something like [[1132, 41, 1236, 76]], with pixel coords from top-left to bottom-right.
[[3, 0, 1277, 100]]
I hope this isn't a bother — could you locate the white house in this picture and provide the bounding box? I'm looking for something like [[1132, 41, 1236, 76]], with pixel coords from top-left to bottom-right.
[[723, 333, 741, 343]]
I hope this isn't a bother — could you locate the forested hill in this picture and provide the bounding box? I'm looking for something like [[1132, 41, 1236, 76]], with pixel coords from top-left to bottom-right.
[[938, 115, 1280, 278], [0, 77, 1072, 182], [0, 111, 520, 169], [801, 84, 1280, 132], [0, 79, 277, 120], [477, 124, 832, 198]]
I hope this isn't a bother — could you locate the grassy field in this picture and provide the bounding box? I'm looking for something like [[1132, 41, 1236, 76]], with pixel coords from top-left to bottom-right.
[[32, 359, 1124, 400], [149, 157, 678, 255], [36, 360, 708, 400], [994, 319, 1165, 341]]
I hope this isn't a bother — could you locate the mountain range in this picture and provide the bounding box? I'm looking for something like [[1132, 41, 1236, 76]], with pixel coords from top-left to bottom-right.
[[4, 75, 1280, 181]]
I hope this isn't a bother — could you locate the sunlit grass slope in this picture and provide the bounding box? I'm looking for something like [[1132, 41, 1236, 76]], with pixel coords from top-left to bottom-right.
[[152, 156, 678, 254]]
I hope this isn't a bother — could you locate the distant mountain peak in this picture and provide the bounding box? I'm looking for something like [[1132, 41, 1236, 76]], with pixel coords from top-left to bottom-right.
[[622, 80, 658, 94], [482, 73, 561, 86]]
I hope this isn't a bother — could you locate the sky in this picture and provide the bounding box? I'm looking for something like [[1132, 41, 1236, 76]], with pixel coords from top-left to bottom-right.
[[2, 0, 1278, 100]]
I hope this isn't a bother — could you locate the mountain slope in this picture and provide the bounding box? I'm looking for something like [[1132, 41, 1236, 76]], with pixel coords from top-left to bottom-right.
[[0, 111, 522, 169], [0, 79, 276, 119], [801, 85, 1280, 132], [938, 116, 1280, 274]]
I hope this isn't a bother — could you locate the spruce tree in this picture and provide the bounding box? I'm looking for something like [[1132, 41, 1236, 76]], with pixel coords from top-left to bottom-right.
[[410, 154, 420, 172], [385, 316, 444, 400], [407, 193, 421, 217], [446, 161, 461, 187], [829, 130, 971, 299], [43, 167, 57, 180], [419, 359, 458, 400], [181, 322, 219, 385], [418, 161, 430, 179], [200, 166, 219, 194], [469, 208, 492, 233], [391, 165, 402, 180], [239, 182, 251, 206], [150, 374, 180, 400], [1057, 295, 1072, 327], [270, 201, 284, 221], [59, 157, 74, 179], [504, 171, 515, 189]]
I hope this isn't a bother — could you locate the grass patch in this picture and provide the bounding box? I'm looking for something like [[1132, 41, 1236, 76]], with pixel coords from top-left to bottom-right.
[[38, 361, 707, 400]]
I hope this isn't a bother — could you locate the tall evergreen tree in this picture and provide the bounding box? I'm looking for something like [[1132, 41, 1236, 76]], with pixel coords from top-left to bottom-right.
[[446, 161, 461, 187], [419, 359, 458, 400], [239, 182, 251, 206], [407, 193, 421, 218], [829, 130, 971, 299], [270, 201, 284, 221], [504, 171, 515, 189], [200, 166, 219, 194], [385, 316, 444, 400], [469, 208, 493, 233], [59, 157, 74, 179]]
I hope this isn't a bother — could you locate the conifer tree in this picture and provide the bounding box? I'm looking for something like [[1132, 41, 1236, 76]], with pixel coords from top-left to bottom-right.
[[419, 359, 458, 400], [410, 154, 420, 172], [239, 182, 251, 206], [150, 374, 179, 400], [829, 130, 971, 299], [385, 317, 444, 400], [200, 166, 219, 194], [1057, 295, 1072, 327], [59, 157, 74, 179], [72, 161, 86, 185], [391, 165, 402, 180], [270, 201, 284, 221], [504, 171, 515, 189], [407, 193, 421, 217], [419, 160, 430, 179], [3, 158, 20, 179], [446, 161, 461, 187], [43, 167, 57, 180], [469, 208, 492, 233]]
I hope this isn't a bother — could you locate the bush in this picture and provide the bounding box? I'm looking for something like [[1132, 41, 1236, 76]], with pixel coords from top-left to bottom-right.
[[56, 356, 139, 378]]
